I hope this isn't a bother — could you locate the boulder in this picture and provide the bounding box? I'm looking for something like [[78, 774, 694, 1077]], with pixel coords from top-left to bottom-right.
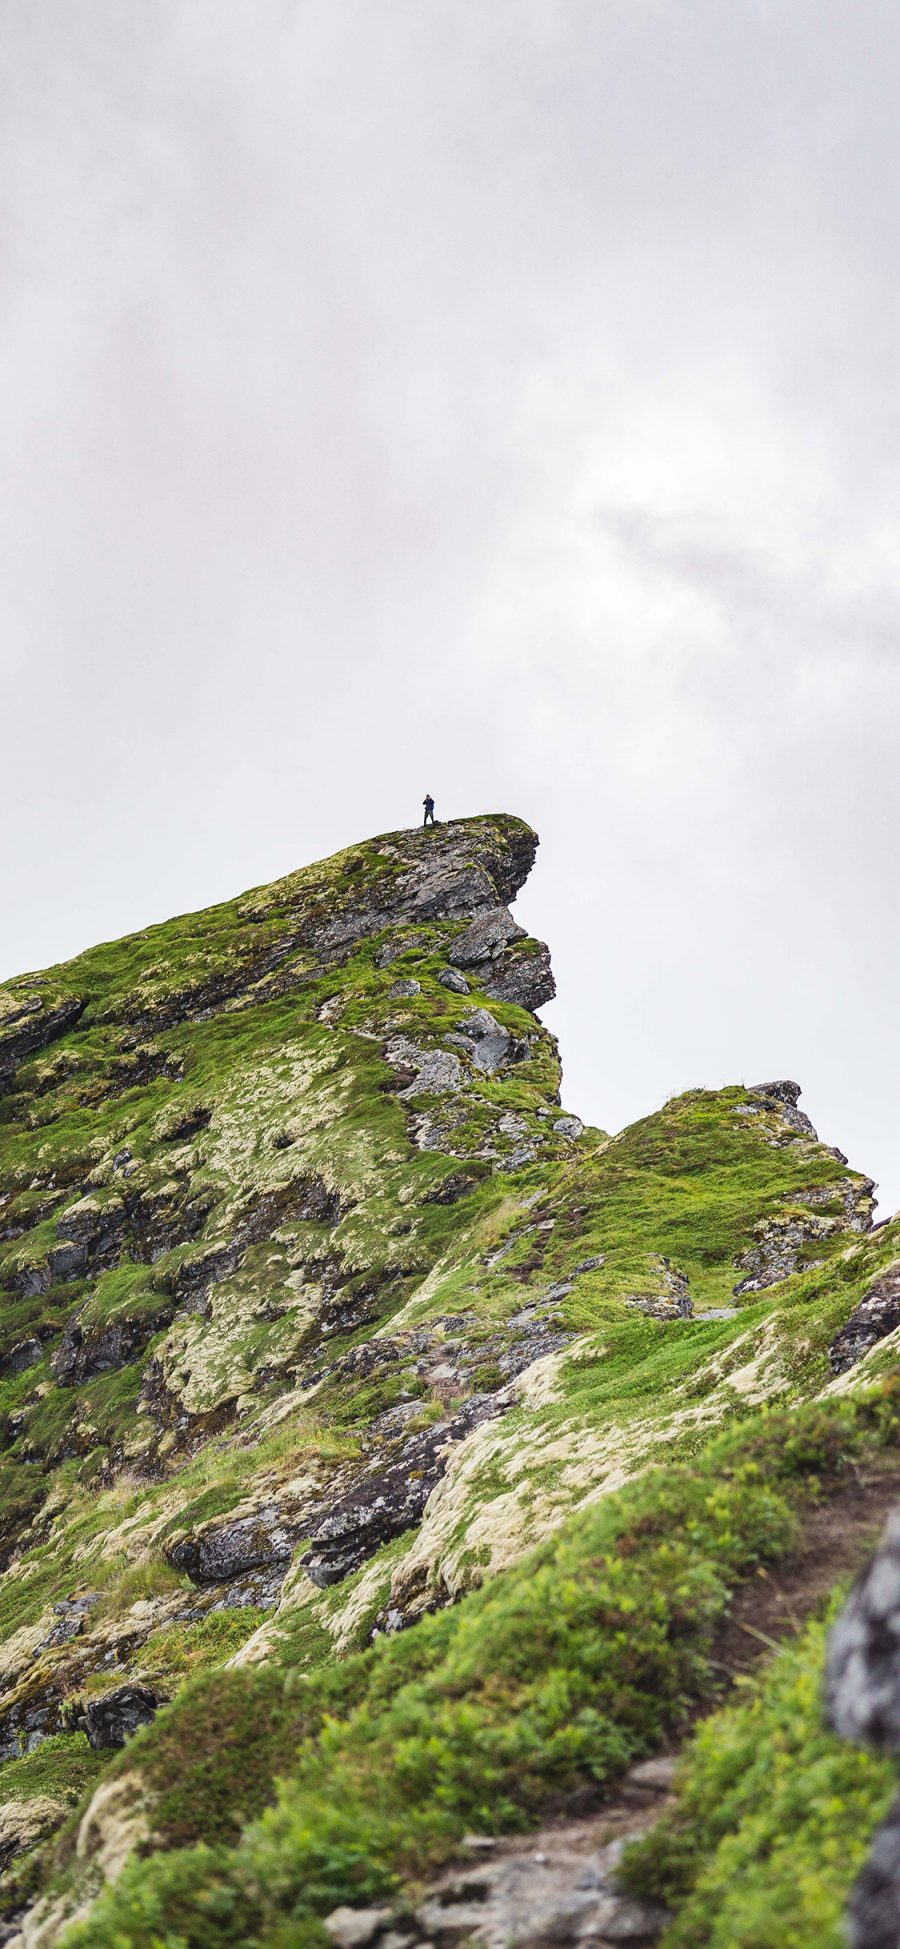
[[827, 1507, 900, 1945], [386, 1037, 465, 1098], [44, 1592, 102, 1647], [437, 967, 469, 994], [82, 1684, 161, 1751], [478, 939, 556, 1012]]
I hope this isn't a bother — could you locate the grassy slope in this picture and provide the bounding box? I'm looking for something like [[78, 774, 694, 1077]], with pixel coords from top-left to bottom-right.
[[0, 815, 897, 1942], [621, 1594, 897, 1948], [52, 1393, 900, 1946]]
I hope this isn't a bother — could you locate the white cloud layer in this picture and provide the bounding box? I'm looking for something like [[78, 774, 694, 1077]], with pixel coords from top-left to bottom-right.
[[2, 0, 899, 1205]]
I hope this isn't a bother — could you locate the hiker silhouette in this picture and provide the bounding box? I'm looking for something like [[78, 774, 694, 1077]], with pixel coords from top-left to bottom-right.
[[422, 795, 436, 827]]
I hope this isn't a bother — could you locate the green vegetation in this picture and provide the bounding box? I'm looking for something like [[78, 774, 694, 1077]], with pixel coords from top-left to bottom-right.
[[0, 1733, 103, 1809], [56, 1390, 900, 1947], [622, 1597, 897, 1947], [0, 816, 896, 1944]]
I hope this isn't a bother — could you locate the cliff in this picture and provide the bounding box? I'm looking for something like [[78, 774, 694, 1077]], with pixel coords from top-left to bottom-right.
[[1, 815, 899, 1948]]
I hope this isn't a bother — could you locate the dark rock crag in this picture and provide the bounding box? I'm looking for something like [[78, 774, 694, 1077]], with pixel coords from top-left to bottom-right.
[[830, 1265, 900, 1377], [79, 1684, 161, 1753], [828, 1510, 900, 1946]]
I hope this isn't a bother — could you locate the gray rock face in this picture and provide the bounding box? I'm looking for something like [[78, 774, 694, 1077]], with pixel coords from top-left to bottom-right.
[[6, 1337, 42, 1373], [624, 1260, 693, 1321], [50, 1196, 129, 1281], [415, 1869, 666, 1946], [829, 1265, 900, 1376], [44, 1592, 102, 1647], [303, 1398, 503, 1589], [10, 1261, 51, 1297], [110, 817, 544, 1031], [553, 1115, 584, 1140], [445, 905, 555, 1014], [733, 1215, 827, 1296], [478, 939, 556, 1013], [0, 988, 85, 1089], [54, 1306, 174, 1387], [827, 1510, 900, 1749], [845, 1804, 900, 1949], [46, 1240, 89, 1282], [448, 906, 526, 969], [387, 1037, 465, 1098], [750, 1079, 818, 1138], [308, 820, 539, 971], [827, 1509, 900, 1946], [449, 1009, 514, 1074], [0, 1696, 59, 1762], [733, 1180, 873, 1298], [396, 862, 499, 927], [81, 1683, 161, 1751], [167, 1505, 300, 1585]]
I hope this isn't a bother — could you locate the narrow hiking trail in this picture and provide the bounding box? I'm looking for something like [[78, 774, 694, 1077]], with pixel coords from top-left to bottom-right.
[[324, 1465, 900, 1949]]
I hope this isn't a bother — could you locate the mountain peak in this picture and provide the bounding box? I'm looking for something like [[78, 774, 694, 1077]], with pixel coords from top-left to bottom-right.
[[0, 818, 895, 1949]]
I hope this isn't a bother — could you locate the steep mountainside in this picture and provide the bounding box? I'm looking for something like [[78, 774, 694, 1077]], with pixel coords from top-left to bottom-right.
[[1, 815, 900, 1948]]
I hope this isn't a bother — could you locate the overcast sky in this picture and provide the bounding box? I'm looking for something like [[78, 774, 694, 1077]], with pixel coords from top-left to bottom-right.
[[3, 0, 899, 1208]]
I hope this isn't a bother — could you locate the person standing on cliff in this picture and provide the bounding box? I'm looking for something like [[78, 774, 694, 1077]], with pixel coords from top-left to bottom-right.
[[422, 794, 436, 827]]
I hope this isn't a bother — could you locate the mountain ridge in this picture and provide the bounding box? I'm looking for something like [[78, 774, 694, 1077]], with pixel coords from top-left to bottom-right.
[[1, 814, 899, 1947]]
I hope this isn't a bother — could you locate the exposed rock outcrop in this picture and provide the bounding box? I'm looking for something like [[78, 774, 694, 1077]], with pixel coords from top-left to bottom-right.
[[303, 1397, 504, 1588], [79, 1684, 161, 1752], [0, 987, 85, 1090], [750, 1078, 818, 1138], [827, 1508, 900, 1945], [447, 908, 555, 1013], [830, 1265, 900, 1376], [734, 1178, 873, 1297], [54, 1304, 175, 1387], [624, 1259, 693, 1320], [167, 1506, 301, 1587]]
